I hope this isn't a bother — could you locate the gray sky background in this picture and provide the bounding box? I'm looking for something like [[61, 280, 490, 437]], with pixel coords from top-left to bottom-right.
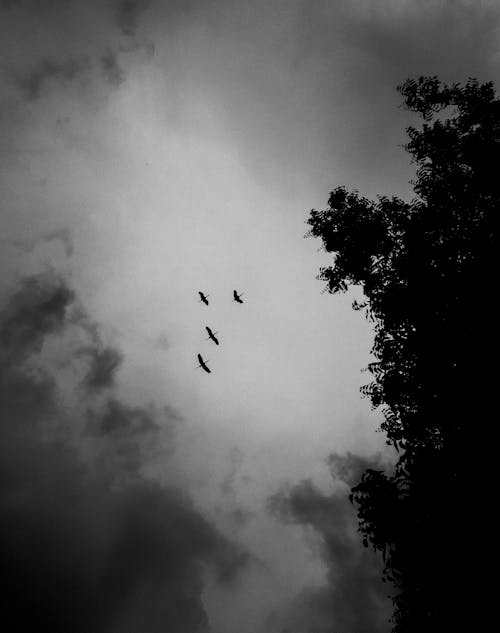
[[1, 1, 499, 632]]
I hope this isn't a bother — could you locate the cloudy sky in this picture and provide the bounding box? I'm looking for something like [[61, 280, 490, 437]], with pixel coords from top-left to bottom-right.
[[1, 1, 499, 632]]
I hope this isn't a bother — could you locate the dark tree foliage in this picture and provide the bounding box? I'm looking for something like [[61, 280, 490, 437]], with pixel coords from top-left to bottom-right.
[[307, 77, 498, 632]]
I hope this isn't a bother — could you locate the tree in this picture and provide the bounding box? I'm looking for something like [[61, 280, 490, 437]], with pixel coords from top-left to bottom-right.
[[307, 77, 498, 632]]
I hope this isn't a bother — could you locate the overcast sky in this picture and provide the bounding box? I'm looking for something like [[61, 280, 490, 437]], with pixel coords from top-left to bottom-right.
[[1, 1, 499, 632]]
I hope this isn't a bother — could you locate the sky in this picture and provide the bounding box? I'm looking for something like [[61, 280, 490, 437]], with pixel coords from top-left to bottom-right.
[[1, 1, 499, 632]]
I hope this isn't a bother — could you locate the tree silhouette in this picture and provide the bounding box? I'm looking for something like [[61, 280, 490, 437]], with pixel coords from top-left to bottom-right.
[[307, 77, 498, 632]]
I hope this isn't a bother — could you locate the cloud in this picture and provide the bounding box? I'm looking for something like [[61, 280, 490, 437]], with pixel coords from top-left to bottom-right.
[[82, 345, 124, 389], [269, 453, 392, 633], [0, 0, 156, 105], [115, 0, 152, 36], [1, 3, 494, 631], [138, 0, 500, 198], [100, 48, 126, 86], [0, 272, 246, 633], [0, 273, 75, 363], [73, 318, 124, 392], [11, 56, 91, 101], [9, 228, 74, 259]]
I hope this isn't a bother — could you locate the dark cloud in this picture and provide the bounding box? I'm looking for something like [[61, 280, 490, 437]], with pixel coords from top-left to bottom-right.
[[0, 0, 69, 8], [12, 56, 91, 101], [100, 48, 125, 86], [0, 273, 74, 363], [10, 228, 74, 258], [154, 0, 500, 198], [89, 399, 159, 438], [71, 312, 124, 393], [82, 345, 124, 390], [85, 399, 162, 476], [325, 451, 385, 489], [0, 272, 246, 633], [115, 0, 151, 36], [0, 1, 155, 105], [269, 453, 391, 633]]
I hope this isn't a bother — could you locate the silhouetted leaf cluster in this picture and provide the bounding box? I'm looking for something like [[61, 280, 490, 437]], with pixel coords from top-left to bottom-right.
[[307, 76, 498, 632]]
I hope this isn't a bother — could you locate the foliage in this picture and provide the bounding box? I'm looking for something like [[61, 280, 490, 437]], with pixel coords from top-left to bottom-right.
[[307, 77, 498, 632]]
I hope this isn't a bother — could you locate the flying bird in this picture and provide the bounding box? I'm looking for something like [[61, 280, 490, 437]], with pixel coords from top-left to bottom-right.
[[233, 290, 244, 303], [198, 291, 209, 305], [205, 326, 219, 345], [196, 353, 211, 373]]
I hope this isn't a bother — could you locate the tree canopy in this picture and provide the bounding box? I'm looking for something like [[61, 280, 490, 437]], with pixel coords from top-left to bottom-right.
[[307, 77, 498, 632]]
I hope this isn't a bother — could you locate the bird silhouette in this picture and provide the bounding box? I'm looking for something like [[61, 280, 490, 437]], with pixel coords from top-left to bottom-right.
[[196, 353, 211, 373], [205, 326, 219, 345], [198, 291, 209, 305], [233, 290, 244, 303]]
